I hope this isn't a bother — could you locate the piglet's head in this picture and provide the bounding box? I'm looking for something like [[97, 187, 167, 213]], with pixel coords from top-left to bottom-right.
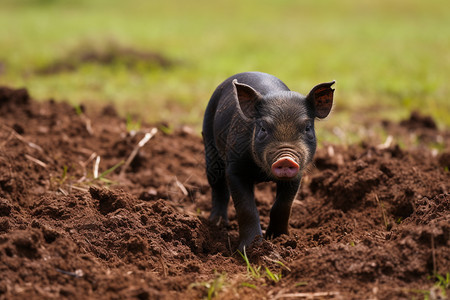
[[232, 79, 335, 180]]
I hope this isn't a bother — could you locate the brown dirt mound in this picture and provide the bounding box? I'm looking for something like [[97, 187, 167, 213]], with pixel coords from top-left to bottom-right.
[[0, 86, 449, 299], [35, 43, 175, 75]]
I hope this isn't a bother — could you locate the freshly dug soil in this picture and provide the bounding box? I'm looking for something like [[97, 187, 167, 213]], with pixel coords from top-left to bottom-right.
[[0, 86, 449, 299]]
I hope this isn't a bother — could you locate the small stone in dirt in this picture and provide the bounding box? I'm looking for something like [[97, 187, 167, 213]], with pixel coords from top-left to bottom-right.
[[180, 125, 194, 136], [139, 188, 158, 201]]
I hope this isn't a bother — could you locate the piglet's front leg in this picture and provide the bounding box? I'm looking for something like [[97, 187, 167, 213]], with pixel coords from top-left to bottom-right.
[[265, 180, 300, 239], [227, 171, 262, 251]]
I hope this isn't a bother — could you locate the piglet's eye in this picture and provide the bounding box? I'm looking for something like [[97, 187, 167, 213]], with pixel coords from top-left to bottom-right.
[[305, 123, 315, 140], [257, 126, 267, 141]]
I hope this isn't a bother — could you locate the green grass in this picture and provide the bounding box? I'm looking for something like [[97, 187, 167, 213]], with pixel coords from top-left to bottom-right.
[[431, 272, 450, 296], [1, 0, 449, 133], [238, 249, 263, 279], [190, 271, 227, 300], [50, 158, 124, 194], [237, 248, 284, 283], [411, 272, 449, 299]]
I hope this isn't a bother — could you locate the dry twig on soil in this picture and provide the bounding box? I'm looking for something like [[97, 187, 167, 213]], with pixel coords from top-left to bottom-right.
[[119, 128, 158, 177], [377, 135, 393, 149], [272, 291, 341, 299], [24, 154, 47, 168], [175, 176, 189, 196], [93, 155, 101, 179]]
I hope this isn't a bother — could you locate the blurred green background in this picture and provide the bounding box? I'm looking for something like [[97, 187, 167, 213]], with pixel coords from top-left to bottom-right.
[[0, 0, 449, 141]]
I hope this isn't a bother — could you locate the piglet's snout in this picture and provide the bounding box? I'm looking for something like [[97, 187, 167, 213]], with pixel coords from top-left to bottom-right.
[[271, 156, 299, 179]]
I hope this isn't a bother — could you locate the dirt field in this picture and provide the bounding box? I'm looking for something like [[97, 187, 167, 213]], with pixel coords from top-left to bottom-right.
[[0, 86, 449, 299]]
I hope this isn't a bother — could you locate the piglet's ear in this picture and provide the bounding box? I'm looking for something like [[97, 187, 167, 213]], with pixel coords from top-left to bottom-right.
[[233, 79, 262, 119], [306, 80, 335, 119]]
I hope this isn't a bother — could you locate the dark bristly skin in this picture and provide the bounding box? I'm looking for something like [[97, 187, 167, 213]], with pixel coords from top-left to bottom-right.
[[203, 72, 334, 250]]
